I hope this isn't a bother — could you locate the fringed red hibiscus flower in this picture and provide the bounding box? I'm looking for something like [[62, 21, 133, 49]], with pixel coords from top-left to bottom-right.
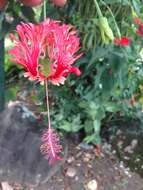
[[9, 18, 82, 164], [114, 36, 131, 46], [9, 18, 82, 86]]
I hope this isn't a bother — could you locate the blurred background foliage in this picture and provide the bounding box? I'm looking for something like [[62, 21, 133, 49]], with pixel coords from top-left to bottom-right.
[[2, 0, 143, 144]]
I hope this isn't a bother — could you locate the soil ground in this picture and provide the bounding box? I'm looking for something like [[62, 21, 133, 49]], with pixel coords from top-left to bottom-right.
[[8, 140, 143, 190]]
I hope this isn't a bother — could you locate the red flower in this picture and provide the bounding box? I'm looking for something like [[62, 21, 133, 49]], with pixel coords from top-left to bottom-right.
[[133, 16, 142, 25], [129, 95, 136, 106], [50, 0, 67, 7], [136, 25, 143, 37], [9, 18, 82, 85], [133, 16, 143, 38], [19, 0, 43, 7], [0, 0, 7, 10], [114, 36, 131, 46]]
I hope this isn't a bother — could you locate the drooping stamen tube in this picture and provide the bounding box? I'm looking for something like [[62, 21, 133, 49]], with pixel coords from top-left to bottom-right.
[[40, 1, 63, 164]]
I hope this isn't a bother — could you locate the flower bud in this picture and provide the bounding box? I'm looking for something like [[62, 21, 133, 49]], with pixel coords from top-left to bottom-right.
[[99, 17, 114, 44]]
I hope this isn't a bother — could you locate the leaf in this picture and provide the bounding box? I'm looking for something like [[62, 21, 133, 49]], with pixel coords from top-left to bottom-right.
[[84, 120, 94, 134], [105, 102, 121, 112], [21, 6, 35, 22], [58, 121, 72, 132], [132, 0, 141, 14], [84, 134, 97, 143], [78, 101, 88, 108], [84, 133, 101, 144], [58, 115, 83, 133], [93, 120, 101, 134], [6, 86, 20, 101], [100, 67, 115, 94]]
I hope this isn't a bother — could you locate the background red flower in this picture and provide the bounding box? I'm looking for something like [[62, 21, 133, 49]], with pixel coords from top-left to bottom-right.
[[114, 36, 131, 46]]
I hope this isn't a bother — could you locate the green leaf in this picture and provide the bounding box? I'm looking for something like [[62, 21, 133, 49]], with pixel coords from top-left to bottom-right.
[[21, 6, 35, 22], [78, 101, 88, 108], [84, 120, 94, 134], [93, 120, 101, 134], [84, 133, 101, 144], [58, 121, 72, 132], [105, 102, 121, 112], [58, 115, 83, 133], [84, 134, 97, 143], [132, 0, 141, 14]]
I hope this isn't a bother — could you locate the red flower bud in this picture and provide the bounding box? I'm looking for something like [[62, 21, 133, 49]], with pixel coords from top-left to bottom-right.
[[136, 24, 143, 38], [133, 16, 142, 25], [130, 95, 136, 106], [19, 0, 43, 7], [108, 68, 112, 75], [114, 36, 131, 46], [95, 144, 101, 157], [0, 0, 7, 10], [51, 0, 67, 7]]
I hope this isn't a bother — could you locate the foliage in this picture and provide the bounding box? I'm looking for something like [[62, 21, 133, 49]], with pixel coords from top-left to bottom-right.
[[47, 0, 143, 144], [4, 0, 143, 145]]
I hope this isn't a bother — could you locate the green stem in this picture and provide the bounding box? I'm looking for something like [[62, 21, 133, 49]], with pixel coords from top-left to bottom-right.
[[43, 1, 51, 129], [45, 80, 51, 129], [0, 38, 5, 112], [43, 0, 46, 21], [93, 0, 103, 17]]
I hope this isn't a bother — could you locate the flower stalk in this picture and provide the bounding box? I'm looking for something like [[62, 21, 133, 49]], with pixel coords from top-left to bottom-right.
[[40, 0, 63, 164], [43, 0, 50, 125], [93, 0, 103, 17], [45, 80, 51, 131]]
